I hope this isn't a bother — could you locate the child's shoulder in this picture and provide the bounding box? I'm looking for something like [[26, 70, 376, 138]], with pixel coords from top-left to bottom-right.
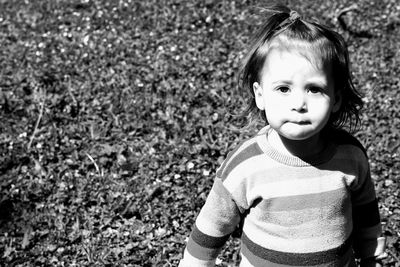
[[216, 132, 264, 179], [329, 128, 368, 158]]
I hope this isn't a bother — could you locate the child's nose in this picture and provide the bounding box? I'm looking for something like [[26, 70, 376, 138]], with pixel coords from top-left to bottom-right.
[[290, 92, 307, 112]]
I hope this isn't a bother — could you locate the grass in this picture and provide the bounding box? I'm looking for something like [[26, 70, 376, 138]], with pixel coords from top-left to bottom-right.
[[0, 0, 399, 266]]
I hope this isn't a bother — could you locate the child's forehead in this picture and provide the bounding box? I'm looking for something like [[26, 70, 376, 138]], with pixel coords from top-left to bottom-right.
[[261, 36, 331, 68]]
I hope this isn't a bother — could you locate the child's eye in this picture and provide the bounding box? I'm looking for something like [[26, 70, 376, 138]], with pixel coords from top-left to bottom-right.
[[308, 86, 323, 94], [276, 86, 290, 93]]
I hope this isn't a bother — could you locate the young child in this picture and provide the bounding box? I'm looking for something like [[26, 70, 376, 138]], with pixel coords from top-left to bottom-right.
[[179, 5, 386, 267]]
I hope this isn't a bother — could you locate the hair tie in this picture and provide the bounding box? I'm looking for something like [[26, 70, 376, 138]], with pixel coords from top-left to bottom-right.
[[275, 9, 302, 33], [288, 10, 300, 22]]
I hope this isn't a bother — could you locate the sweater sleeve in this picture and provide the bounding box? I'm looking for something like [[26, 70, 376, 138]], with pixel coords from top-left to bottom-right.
[[351, 163, 386, 259], [179, 178, 242, 267]]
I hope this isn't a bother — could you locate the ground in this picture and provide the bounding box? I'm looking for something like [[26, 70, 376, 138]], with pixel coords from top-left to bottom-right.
[[0, 0, 399, 266]]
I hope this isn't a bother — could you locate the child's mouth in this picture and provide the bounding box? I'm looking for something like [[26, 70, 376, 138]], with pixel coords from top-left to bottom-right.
[[290, 121, 310, 125]]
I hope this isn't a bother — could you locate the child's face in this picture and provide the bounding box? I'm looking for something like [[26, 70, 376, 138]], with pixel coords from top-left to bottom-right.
[[253, 48, 341, 141]]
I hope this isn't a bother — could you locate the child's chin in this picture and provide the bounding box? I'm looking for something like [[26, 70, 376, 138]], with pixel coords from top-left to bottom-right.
[[281, 130, 320, 141]]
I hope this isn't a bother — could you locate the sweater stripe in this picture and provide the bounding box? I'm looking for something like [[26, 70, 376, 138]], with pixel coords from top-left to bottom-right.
[[353, 199, 380, 227], [240, 243, 354, 267], [240, 246, 289, 267], [243, 174, 346, 200], [243, 210, 352, 252], [196, 179, 242, 235], [241, 232, 353, 265], [351, 169, 376, 205], [223, 165, 350, 205], [217, 140, 247, 177], [257, 187, 348, 212], [186, 235, 222, 261], [217, 141, 263, 180], [354, 224, 382, 239], [190, 224, 230, 249]]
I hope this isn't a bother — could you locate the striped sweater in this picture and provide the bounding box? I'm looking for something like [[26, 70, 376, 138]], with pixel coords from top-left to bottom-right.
[[180, 126, 385, 266]]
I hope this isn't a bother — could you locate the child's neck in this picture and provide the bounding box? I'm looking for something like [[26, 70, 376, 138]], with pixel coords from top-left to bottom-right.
[[267, 129, 326, 158]]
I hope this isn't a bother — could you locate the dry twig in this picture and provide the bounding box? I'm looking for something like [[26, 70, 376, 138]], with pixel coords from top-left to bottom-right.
[[27, 89, 45, 151]]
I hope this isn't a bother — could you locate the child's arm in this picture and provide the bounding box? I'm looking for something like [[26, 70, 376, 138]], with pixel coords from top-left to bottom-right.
[[179, 178, 242, 267], [359, 257, 384, 267], [351, 166, 386, 263], [333, 131, 387, 262]]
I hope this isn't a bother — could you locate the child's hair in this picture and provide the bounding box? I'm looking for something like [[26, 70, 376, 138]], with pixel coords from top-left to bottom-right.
[[239, 5, 363, 132]]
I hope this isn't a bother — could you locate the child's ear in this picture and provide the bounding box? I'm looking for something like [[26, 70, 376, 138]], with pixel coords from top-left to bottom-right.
[[332, 91, 342, 113], [253, 82, 265, 110]]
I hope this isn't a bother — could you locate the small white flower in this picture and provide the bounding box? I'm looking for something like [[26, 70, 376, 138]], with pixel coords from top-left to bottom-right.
[[82, 35, 89, 45], [187, 162, 194, 169]]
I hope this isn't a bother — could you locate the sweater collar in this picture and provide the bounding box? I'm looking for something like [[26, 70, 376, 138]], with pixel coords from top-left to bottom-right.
[[255, 126, 337, 167]]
